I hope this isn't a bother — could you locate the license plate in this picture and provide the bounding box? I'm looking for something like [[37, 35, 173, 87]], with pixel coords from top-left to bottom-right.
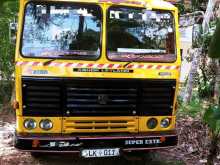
[[81, 148, 120, 158]]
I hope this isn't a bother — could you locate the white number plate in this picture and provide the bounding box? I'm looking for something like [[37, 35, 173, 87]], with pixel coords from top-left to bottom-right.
[[81, 148, 120, 158]]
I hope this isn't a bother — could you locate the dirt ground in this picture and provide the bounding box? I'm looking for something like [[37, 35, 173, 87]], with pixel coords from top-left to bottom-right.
[[0, 109, 219, 165]]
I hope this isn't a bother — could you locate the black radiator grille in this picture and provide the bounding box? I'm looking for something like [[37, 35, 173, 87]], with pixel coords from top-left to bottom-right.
[[139, 81, 176, 116], [22, 77, 176, 117], [66, 79, 137, 116], [22, 79, 62, 116]]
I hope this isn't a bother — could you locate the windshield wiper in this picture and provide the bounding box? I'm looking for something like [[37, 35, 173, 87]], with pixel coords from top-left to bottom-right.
[[123, 54, 147, 68], [42, 53, 83, 66], [43, 58, 58, 66], [123, 61, 133, 68]]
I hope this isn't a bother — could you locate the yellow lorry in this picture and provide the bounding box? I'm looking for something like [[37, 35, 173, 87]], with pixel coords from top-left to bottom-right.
[[14, 0, 181, 158]]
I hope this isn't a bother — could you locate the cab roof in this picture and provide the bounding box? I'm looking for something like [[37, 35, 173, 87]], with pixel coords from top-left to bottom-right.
[[26, 0, 176, 10], [100, 0, 176, 10]]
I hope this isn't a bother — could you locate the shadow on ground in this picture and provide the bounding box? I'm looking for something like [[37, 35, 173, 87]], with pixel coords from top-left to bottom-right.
[[0, 151, 185, 165]]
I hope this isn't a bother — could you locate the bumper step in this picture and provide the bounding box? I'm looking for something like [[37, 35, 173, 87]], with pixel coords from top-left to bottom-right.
[[15, 132, 178, 152]]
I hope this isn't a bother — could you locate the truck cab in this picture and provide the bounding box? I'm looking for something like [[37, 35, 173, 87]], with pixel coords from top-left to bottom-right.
[[14, 0, 181, 158]]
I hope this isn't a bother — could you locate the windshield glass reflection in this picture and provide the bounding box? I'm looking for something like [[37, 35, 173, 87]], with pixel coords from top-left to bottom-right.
[[107, 7, 176, 62], [22, 3, 101, 59]]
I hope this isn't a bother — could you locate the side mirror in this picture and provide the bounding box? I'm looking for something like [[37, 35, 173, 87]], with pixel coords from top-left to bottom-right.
[[9, 21, 17, 45]]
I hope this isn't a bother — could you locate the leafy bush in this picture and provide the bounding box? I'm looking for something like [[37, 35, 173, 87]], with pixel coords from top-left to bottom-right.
[[203, 105, 220, 134], [178, 92, 205, 118], [0, 80, 13, 106], [198, 81, 213, 99], [0, 1, 18, 81], [176, 3, 186, 14], [208, 19, 220, 58], [203, 105, 220, 165]]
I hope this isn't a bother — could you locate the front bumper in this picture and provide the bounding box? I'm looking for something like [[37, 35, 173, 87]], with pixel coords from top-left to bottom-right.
[[15, 131, 178, 153]]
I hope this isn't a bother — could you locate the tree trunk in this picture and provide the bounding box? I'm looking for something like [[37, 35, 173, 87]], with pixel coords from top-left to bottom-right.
[[183, 48, 201, 103], [183, 0, 216, 103], [213, 60, 220, 104], [203, 0, 217, 33]]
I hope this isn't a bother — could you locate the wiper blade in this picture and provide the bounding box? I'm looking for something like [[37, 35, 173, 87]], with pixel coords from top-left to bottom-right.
[[123, 54, 145, 68], [42, 54, 80, 66], [43, 53, 83, 66], [43, 58, 57, 66], [124, 62, 133, 68]]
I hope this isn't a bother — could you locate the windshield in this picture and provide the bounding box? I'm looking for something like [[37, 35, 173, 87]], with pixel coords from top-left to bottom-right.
[[107, 7, 176, 62], [21, 2, 101, 59]]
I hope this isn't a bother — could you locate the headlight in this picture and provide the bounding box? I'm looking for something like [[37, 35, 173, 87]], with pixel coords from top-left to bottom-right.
[[147, 118, 158, 129], [39, 119, 53, 131], [160, 118, 171, 128], [24, 119, 37, 130]]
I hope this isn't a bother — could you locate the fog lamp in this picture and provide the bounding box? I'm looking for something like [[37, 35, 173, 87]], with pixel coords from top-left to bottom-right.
[[147, 118, 158, 129], [40, 119, 53, 131], [160, 118, 171, 128], [24, 119, 37, 130]]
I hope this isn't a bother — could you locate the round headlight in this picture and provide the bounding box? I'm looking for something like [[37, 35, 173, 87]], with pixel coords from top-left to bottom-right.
[[39, 119, 53, 131], [160, 118, 171, 128], [147, 118, 158, 129], [24, 119, 37, 130]]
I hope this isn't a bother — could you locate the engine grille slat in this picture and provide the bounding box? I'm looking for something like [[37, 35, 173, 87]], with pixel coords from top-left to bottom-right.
[[67, 110, 133, 115], [142, 98, 172, 103], [26, 92, 60, 97], [67, 88, 136, 92], [66, 93, 136, 97], [27, 103, 60, 108], [27, 98, 60, 102], [27, 86, 60, 91], [63, 117, 137, 133], [66, 98, 136, 103], [67, 104, 136, 108]]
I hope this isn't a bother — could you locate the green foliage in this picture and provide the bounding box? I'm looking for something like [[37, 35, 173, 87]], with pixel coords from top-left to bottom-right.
[[178, 93, 204, 118], [192, 21, 216, 51], [208, 20, 220, 58], [203, 105, 220, 135], [0, 0, 18, 108], [198, 82, 213, 98], [0, 80, 13, 105], [175, 3, 186, 14], [203, 106, 220, 165], [0, 0, 18, 80], [191, 0, 208, 11], [203, 32, 216, 55]]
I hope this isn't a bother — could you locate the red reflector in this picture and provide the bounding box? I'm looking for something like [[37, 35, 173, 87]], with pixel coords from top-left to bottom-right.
[[160, 137, 166, 142], [32, 140, 40, 148]]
